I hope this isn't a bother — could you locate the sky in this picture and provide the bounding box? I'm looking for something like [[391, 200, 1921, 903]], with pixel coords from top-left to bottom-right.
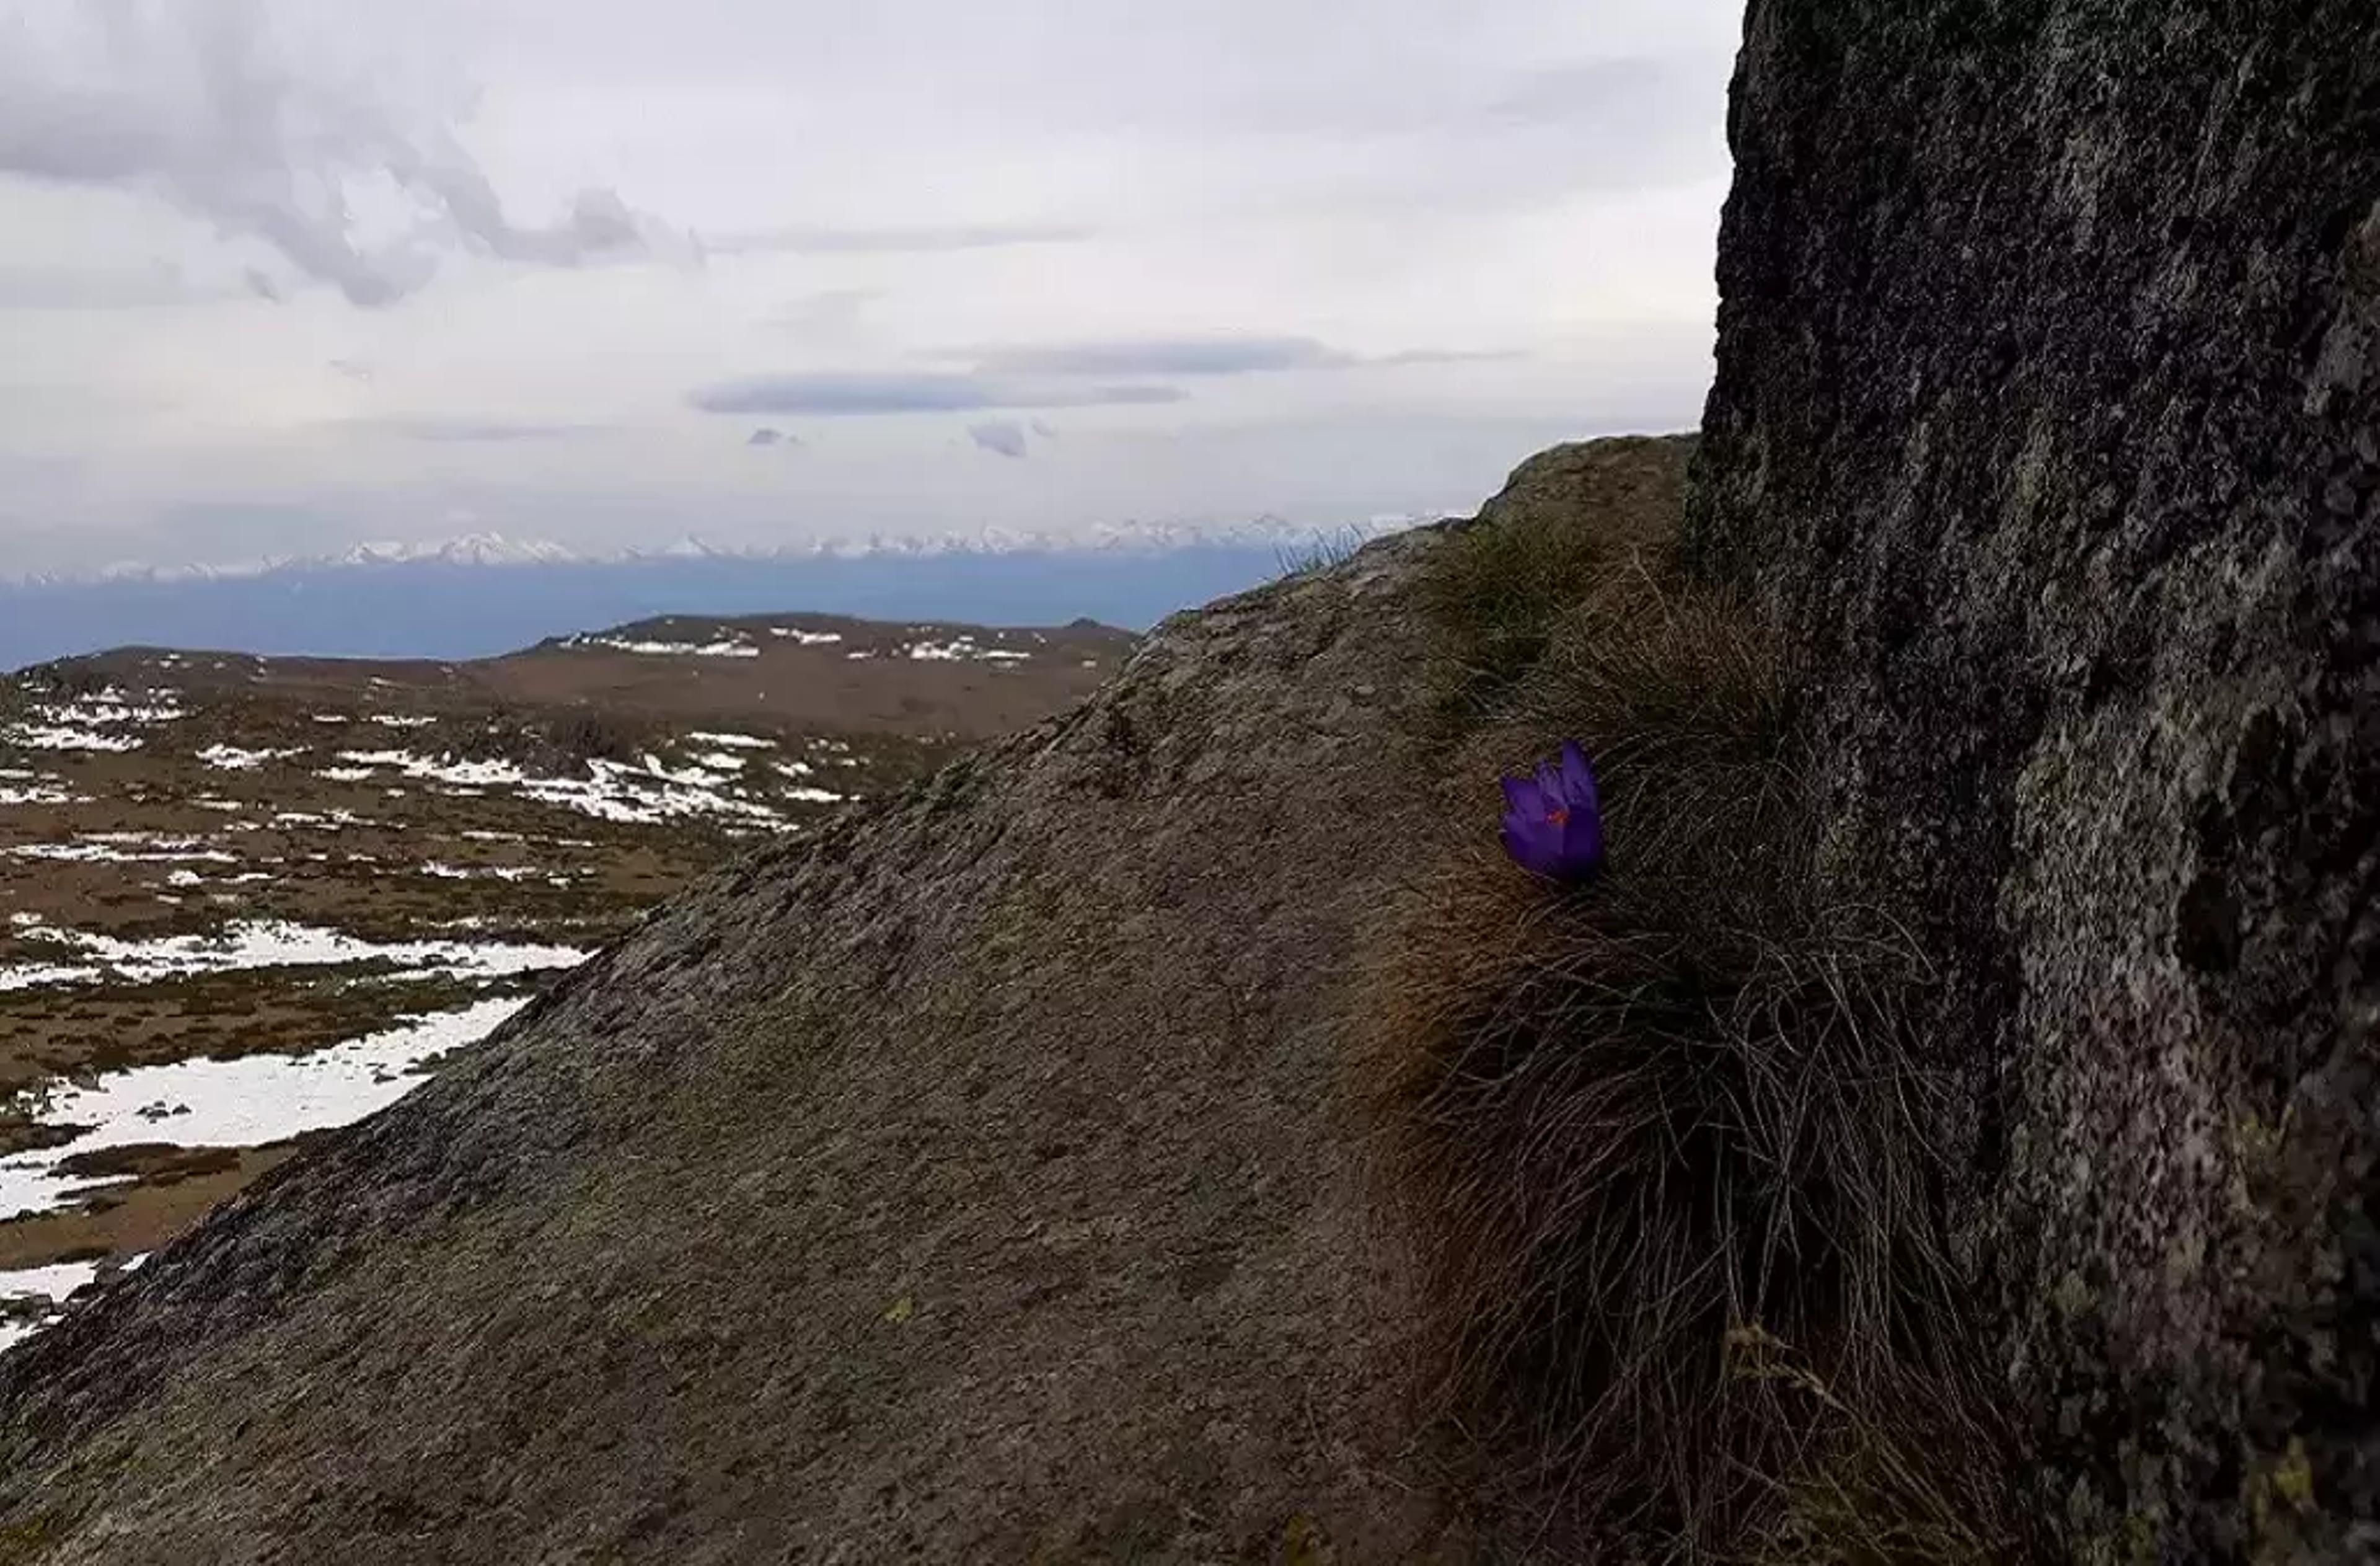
[[0, 0, 1742, 576]]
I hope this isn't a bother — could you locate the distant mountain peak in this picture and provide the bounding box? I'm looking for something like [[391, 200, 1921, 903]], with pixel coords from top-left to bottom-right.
[[335, 534, 585, 570], [4, 514, 1432, 591]]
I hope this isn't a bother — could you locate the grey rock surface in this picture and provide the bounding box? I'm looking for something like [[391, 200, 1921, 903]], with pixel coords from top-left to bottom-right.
[[0, 535, 1468, 1564], [1465, 435, 1693, 549], [1690, 4, 2379, 1559]]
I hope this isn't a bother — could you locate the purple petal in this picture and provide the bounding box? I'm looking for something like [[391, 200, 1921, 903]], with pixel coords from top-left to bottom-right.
[[1499, 743, 1610, 883], [1502, 818, 1559, 878], [1563, 805, 1605, 875], [1559, 742, 1600, 814], [1498, 741, 1609, 883]]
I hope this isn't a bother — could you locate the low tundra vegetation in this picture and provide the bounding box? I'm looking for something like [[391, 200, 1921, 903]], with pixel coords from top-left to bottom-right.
[[1359, 445, 2033, 1562]]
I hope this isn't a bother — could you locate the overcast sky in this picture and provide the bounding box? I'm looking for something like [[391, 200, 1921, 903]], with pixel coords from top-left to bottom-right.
[[0, 0, 1742, 573]]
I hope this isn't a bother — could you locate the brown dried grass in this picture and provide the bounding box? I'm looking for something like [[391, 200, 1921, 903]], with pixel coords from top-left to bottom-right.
[[1357, 500, 2032, 1561]]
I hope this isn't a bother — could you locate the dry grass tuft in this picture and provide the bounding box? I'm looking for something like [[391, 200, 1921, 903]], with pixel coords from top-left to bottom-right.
[[1274, 524, 1374, 581], [1416, 435, 1694, 723], [1357, 482, 2029, 1560]]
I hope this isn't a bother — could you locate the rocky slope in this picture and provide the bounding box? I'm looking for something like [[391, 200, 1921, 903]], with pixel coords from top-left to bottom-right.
[[0, 536, 1469, 1562], [1691, 2, 2378, 1557]]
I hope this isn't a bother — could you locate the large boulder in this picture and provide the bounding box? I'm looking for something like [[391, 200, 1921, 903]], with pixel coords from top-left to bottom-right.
[[0, 537, 1470, 1564], [1690, 3, 2379, 1558]]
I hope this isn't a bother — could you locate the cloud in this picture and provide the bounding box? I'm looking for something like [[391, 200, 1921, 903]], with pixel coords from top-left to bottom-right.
[[0, 0, 668, 306], [955, 336, 1527, 378], [0, 0, 1735, 579], [703, 222, 1091, 257], [1370, 348, 1527, 367], [687, 373, 1186, 416], [0, 263, 238, 310], [1483, 54, 1737, 136], [968, 420, 1028, 459], [390, 170, 659, 270], [967, 337, 1346, 377], [155, 499, 337, 555], [771, 287, 881, 341], [348, 418, 605, 443]]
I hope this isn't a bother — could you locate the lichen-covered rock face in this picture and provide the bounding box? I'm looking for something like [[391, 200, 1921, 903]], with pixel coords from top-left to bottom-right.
[[1689, 4, 2379, 1559]]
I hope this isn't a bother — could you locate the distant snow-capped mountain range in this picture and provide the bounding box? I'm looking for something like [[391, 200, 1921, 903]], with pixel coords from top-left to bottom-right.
[[5, 515, 1429, 590]]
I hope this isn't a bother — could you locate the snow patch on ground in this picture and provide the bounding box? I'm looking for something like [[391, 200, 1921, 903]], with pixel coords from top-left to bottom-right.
[[330, 749, 791, 828], [198, 744, 299, 770], [0, 1261, 99, 1304], [7, 834, 240, 865], [0, 919, 587, 989], [0, 962, 104, 992], [770, 765, 845, 803], [2, 723, 143, 752], [418, 862, 543, 883], [2, 691, 187, 751], [0, 1261, 102, 1353], [0, 998, 532, 1223], [271, 809, 369, 831], [566, 635, 758, 659], [904, 635, 1031, 664]]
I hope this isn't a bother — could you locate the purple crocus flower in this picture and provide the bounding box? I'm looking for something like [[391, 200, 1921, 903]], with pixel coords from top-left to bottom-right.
[[1501, 741, 1605, 883]]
